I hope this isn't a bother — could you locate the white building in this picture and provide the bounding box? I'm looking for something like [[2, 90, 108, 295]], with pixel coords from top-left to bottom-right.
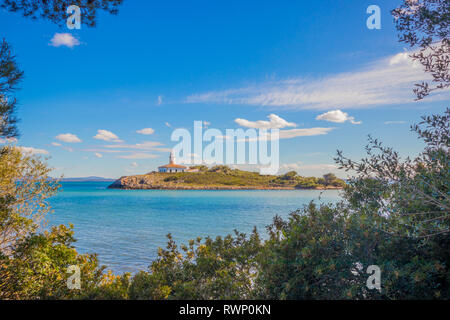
[[158, 153, 187, 173]]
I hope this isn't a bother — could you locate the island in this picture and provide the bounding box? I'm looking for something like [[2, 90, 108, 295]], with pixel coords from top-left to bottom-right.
[[108, 165, 345, 190]]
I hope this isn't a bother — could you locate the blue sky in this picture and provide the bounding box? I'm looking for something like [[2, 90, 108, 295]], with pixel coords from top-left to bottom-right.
[[1, 0, 448, 178]]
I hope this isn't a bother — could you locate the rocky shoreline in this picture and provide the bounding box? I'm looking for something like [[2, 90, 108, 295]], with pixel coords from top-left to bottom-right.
[[107, 173, 342, 191]]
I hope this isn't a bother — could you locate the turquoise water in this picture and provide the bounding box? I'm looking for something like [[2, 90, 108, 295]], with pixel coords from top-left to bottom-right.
[[48, 182, 342, 274]]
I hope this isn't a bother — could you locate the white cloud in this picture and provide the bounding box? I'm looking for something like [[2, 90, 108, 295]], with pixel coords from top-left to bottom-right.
[[93, 130, 122, 142], [165, 122, 172, 128], [56, 133, 82, 143], [136, 128, 155, 135], [131, 162, 138, 167], [389, 52, 409, 66], [186, 50, 449, 110], [51, 142, 62, 146], [384, 120, 406, 125], [235, 114, 297, 129], [316, 109, 361, 124], [116, 153, 158, 159], [94, 152, 103, 158], [278, 128, 334, 139], [49, 33, 80, 48], [157, 95, 163, 105], [17, 146, 49, 155], [233, 114, 330, 141]]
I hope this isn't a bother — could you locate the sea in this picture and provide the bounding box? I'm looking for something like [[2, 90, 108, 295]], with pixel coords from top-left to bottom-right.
[[47, 181, 342, 274]]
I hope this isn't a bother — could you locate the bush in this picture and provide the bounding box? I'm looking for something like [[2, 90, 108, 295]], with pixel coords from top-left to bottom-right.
[[128, 230, 262, 299], [0, 146, 107, 299]]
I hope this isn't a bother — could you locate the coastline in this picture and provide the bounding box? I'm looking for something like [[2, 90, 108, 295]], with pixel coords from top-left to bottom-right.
[[107, 173, 343, 191]]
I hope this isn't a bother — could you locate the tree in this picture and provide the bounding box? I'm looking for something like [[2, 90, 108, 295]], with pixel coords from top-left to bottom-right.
[[129, 230, 262, 300], [323, 173, 337, 185], [256, 201, 448, 299], [392, 0, 449, 100], [0, 0, 123, 28], [0, 146, 58, 254], [0, 146, 110, 299], [0, 224, 106, 299], [281, 171, 297, 180], [335, 109, 449, 238], [0, 40, 23, 138], [255, 203, 363, 299], [0, 0, 125, 299]]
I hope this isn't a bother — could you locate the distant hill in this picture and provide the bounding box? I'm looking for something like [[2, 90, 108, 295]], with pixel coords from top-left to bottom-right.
[[59, 176, 116, 182]]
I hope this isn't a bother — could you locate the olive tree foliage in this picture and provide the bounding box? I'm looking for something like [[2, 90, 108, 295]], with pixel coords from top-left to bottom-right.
[[0, 146, 119, 300], [255, 201, 449, 300], [392, 0, 449, 100], [0, 0, 125, 300], [335, 108, 449, 238], [0, 146, 59, 255], [128, 231, 262, 300], [0, 40, 23, 139], [0, 0, 123, 27], [0, 224, 106, 300]]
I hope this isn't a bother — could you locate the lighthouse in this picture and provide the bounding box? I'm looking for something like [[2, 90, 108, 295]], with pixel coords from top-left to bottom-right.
[[158, 152, 187, 173]]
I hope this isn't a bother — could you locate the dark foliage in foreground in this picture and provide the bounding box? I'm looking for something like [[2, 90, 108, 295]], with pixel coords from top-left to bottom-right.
[[0, 40, 23, 138], [0, 0, 123, 27], [2, 110, 447, 300]]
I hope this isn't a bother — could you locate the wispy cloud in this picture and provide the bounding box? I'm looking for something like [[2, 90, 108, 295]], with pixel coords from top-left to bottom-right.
[[316, 109, 361, 124], [82, 140, 170, 160], [93, 130, 123, 142], [81, 149, 123, 153], [384, 120, 406, 125], [56, 133, 82, 143], [49, 33, 80, 48], [186, 51, 449, 110], [94, 152, 103, 158], [116, 153, 159, 159], [86, 141, 170, 160], [103, 141, 166, 151], [157, 95, 163, 105], [278, 128, 334, 139]]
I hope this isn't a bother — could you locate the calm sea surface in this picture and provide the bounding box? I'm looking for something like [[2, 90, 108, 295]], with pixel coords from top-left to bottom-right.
[[48, 181, 342, 274]]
